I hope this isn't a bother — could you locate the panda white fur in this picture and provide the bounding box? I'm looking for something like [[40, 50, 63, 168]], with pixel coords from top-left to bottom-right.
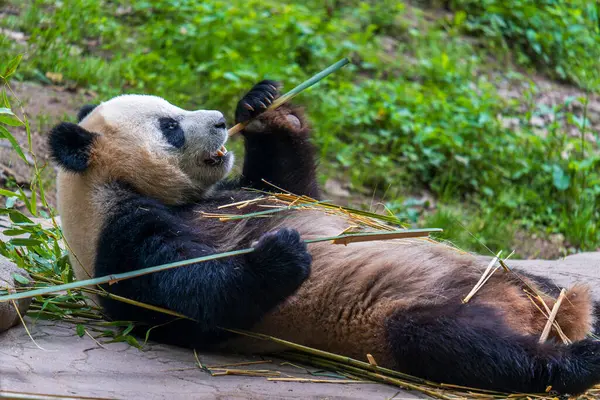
[[49, 81, 600, 394]]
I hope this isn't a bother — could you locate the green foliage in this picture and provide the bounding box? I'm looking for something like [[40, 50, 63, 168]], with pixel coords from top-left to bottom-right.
[[0, 0, 598, 252], [420, 205, 517, 255], [450, 0, 600, 88]]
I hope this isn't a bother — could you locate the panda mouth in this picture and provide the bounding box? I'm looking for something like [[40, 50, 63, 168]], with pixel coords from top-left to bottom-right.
[[204, 145, 228, 166]]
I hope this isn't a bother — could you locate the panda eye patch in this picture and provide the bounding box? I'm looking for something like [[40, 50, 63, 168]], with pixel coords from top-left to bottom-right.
[[159, 117, 185, 148]]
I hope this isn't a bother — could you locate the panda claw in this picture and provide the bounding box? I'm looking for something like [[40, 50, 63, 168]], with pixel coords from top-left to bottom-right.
[[236, 80, 282, 124]]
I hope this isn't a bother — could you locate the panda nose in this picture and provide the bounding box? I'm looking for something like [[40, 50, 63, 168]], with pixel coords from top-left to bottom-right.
[[214, 117, 227, 130]]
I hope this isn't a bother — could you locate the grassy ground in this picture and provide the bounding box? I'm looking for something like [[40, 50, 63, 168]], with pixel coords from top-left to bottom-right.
[[1, 0, 599, 258]]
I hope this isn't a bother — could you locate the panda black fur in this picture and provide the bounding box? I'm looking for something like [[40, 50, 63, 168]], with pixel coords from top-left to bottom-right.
[[49, 81, 600, 395]]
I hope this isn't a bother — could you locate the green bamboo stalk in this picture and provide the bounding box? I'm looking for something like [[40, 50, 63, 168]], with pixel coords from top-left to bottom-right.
[[0, 229, 440, 303], [223, 328, 422, 381], [0, 247, 252, 303], [279, 352, 511, 397], [91, 289, 195, 320], [228, 57, 350, 136]]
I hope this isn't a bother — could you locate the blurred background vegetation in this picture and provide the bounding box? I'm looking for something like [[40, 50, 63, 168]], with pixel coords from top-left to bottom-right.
[[1, 0, 599, 259]]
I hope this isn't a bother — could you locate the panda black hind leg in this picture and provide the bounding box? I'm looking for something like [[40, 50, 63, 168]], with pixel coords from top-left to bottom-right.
[[385, 301, 600, 394], [232, 80, 320, 199]]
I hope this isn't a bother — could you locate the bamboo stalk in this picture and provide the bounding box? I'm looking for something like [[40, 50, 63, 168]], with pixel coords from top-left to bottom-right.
[[224, 328, 430, 384], [228, 58, 350, 136], [280, 352, 455, 400], [539, 288, 567, 343], [267, 378, 367, 384], [0, 391, 112, 400], [462, 251, 502, 303], [207, 360, 272, 369], [0, 247, 252, 303], [0, 230, 441, 303], [210, 369, 280, 377]]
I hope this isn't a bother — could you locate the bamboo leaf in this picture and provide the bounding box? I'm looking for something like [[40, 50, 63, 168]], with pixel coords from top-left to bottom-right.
[[76, 324, 85, 337], [9, 238, 43, 247], [3, 54, 22, 79], [0, 125, 27, 162], [12, 273, 30, 285], [0, 107, 23, 127], [0, 188, 19, 198], [9, 211, 33, 224], [2, 228, 28, 236], [122, 323, 134, 336]]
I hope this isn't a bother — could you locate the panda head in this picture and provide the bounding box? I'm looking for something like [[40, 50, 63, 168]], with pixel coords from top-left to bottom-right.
[[49, 94, 234, 204]]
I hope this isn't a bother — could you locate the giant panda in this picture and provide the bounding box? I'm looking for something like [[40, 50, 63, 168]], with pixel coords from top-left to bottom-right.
[[48, 80, 600, 395]]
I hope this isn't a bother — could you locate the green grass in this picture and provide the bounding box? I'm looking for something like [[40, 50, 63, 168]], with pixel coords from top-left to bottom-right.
[[1, 0, 599, 254]]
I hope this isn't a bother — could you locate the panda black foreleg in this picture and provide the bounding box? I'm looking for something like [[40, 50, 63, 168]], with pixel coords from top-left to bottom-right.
[[234, 80, 320, 198], [95, 188, 311, 345], [385, 302, 600, 394]]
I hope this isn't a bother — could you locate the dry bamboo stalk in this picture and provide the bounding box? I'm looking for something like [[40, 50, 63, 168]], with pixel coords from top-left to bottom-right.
[[211, 369, 280, 377], [462, 251, 502, 303], [207, 360, 272, 369], [216, 196, 266, 209], [539, 288, 567, 343], [0, 391, 112, 400], [267, 378, 367, 384], [281, 352, 456, 400], [524, 291, 570, 344], [331, 229, 441, 245]]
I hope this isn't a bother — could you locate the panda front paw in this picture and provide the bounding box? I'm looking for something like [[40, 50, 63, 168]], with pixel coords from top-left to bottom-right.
[[235, 80, 281, 124], [247, 228, 312, 299]]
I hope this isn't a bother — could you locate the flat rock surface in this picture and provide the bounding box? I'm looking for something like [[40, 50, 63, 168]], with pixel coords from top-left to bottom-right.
[[0, 320, 405, 400], [1, 234, 599, 399], [493, 252, 600, 300]]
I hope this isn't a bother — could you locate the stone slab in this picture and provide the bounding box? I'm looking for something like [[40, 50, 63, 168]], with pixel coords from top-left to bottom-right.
[[0, 320, 406, 400]]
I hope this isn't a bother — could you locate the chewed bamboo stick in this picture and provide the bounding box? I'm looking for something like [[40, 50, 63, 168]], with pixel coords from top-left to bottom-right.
[[539, 288, 567, 343], [228, 58, 350, 136], [330, 229, 439, 245], [366, 354, 378, 366]]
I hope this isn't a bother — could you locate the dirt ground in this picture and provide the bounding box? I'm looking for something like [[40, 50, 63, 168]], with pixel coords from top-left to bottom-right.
[[1, 81, 95, 208]]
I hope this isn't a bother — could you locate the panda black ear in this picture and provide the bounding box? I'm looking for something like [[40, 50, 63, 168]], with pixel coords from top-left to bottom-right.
[[49, 122, 97, 173], [77, 104, 97, 122]]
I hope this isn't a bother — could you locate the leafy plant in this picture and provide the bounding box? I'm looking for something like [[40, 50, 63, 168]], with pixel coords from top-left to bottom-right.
[[449, 0, 600, 89]]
